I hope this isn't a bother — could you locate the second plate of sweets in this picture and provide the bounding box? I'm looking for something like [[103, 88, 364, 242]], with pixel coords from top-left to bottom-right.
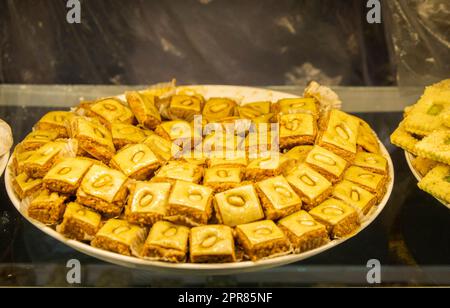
[[5, 81, 394, 273], [391, 79, 450, 209]]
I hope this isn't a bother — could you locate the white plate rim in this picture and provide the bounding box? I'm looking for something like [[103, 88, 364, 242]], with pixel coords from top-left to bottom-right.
[[0, 151, 10, 177], [5, 85, 395, 274], [404, 150, 450, 210]]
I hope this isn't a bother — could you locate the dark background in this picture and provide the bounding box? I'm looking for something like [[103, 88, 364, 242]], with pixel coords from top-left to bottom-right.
[[0, 0, 448, 86], [0, 0, 394, 86]]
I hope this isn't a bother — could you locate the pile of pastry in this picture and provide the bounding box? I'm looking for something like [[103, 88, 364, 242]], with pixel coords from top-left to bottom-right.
[[10, 81, 390, 263], [391, 79, 450, 205]]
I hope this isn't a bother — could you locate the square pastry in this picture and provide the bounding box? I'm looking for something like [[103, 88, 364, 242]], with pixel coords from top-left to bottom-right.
[[12, 150, 35, 175], [317, 109, 359, 161], [246, 125, 277, 158], [207, 153, 248, 168], [403, 94, 449, 136], [27, 189, 68, 225], [153, 161, 203, 184], [412, 156, 439, 177], [285, 164, 333, 210], [167, 181, 213, 226], [245, 155, 289, 182], [356, 119, 380, 154], [418, 164, 450, 204], [34, 111, 74, 138], [237, 101, 273, 123], [353, 152, 388, 175], [278, 210, 329, 253], [189, 225, 236, 263], [283, 145, 314, 169], [155, 120, 201, 150], [110, 143, 160, 180], [256, 175, 302, 220], [180, 150, 208, 167], [69, 117, 116, 163], [199, 131, 245, 158], [235, 220, 291, 261], [91, 218, 147, 256], [57, 202, 102, 241], [332, 180, 377, 216], [142, 133, 182, 161], [111, 123, 146, 149], [273, 97, 318, 117], [202, 98, 237, 123], [343, 166, 386, 201], [22, 141, 68, 178], [87, 97, 135, 128], [415, 130, 450, 165], [213, 184, 265, 227], [390, 121, 420, 156], [76, 164, 128, 217], [125, 181, 171, 226], [16, 130, 59, 153], [279, 113, 317, 149], [203, 166, 244, 192], [309, 198, 359, 238], [126, 91, 161, 130], [141, 221, 190, 262], [12, 172, 42, 199], [305, 145, 348, 183], [43, 157, 94, 194], [168, 94, 203, 122]]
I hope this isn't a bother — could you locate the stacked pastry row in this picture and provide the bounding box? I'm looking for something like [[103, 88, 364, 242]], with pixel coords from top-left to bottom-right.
[[391, 79, 450, 205]]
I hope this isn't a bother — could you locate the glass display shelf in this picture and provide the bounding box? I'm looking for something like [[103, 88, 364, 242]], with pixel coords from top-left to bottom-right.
[[0, 85, 448, 287]]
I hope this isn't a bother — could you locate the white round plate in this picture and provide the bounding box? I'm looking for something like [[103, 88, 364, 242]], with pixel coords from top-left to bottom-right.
[[5, 85, 394, 274], [404, 150, 450, 209], [0, 151, 9, 177]]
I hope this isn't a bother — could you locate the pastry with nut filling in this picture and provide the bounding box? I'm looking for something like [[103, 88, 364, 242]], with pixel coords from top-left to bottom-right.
[[69, 116, 115, 163], [308, 198, 359, 238], [235, 220, 291, 261], [111, 123, 147, 149], [213, 184, 264, 227], [76, 164, 128, 217], [279, 113, 317, 149], [87, 97, 135, 128], [91, 218, 147, 256], [202, 98, 237, 123], [152, 161, 203, 184], [305, 145, 348, 183], [317, 109, 359, 162], [12, 172, 42, 199], [141, 221, 190, 262], [22, 141, 68, 178], [203, 166, 244, 193], [110, 143, 160, 180], [34, 111, 74, 138], [57, 202, 102, 241], [189, 225, 236, 263], [126, 91, 161, 130], [43, 157, 94, 194], [256, 175, 302, 220], [16, 130, 59, 153], [27, 189, 68, 225], [166, 180, 213, 226], [285, 164, 333, 211], [278, 210, 329, 253], [125, 182, 171, 226]]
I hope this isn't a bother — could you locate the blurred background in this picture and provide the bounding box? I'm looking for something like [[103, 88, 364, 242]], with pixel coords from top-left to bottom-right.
[[0, 0, 448, 87]]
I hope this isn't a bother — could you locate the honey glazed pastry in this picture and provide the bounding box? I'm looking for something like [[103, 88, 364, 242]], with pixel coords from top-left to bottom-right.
[[9, 81, 391, 264]]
